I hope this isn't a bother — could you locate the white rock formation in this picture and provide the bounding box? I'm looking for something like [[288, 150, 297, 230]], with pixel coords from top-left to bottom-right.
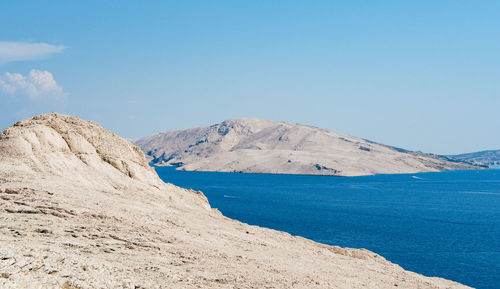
[[135, 118, 480, 176], [0, 113, 469, 288]]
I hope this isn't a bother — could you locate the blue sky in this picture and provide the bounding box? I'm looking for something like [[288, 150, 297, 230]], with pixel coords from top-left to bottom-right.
[[0, 1, 498, 154]]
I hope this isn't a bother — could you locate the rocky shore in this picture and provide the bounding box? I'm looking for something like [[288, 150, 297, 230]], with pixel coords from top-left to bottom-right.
[[0, 113, 469, 288]]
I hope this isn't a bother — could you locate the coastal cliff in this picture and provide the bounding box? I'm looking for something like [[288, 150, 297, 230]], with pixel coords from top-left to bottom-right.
[[0, 113, 469, 288]]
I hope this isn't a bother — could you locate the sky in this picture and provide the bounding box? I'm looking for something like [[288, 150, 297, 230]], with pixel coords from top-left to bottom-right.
[[0, 0, 499, 155]]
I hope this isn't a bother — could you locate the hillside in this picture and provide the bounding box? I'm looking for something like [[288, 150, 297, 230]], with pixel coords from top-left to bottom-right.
[[135, 119, 480, 176], [451, 149, 500, 167], [0, 113, 469, 288]]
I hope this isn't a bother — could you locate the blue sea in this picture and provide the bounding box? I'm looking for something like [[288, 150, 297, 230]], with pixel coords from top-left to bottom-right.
[[155, 167, 500, 289]]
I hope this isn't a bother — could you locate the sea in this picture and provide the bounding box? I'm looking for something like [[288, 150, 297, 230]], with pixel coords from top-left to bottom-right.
[[155, 167, 500, 289]]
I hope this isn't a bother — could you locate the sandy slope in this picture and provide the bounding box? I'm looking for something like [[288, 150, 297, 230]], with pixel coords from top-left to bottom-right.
[[135, 119, 480, 176], [0, 113, 469, 288]]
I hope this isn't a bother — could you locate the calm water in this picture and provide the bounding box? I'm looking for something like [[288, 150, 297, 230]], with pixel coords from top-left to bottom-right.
[[155, 167, 500, 289]]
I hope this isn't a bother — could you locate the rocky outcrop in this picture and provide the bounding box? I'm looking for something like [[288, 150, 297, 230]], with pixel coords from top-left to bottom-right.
[[0, 113, 469, 288], [135, 118, 482, 176]]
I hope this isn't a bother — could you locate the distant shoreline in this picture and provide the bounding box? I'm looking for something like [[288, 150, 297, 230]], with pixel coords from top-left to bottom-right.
[[153, 163, 487, 178]]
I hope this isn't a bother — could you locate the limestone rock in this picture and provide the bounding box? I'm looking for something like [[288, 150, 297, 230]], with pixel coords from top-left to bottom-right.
[[0, 113, 469, 288]]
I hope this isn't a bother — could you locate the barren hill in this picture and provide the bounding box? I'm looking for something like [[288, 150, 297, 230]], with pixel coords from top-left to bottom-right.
[[0, 113, 469, 288], [135, 119, 480, 176], [451, 149, 500, 167]]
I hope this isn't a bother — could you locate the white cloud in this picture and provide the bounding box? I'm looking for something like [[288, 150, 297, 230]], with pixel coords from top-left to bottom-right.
[[0, 69, 65, 100], [0, 42, 66, 65]]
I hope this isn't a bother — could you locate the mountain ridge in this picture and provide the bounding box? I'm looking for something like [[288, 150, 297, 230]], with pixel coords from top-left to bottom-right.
[[135, 118, 481, 176], [450, 149, 500, 167]]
